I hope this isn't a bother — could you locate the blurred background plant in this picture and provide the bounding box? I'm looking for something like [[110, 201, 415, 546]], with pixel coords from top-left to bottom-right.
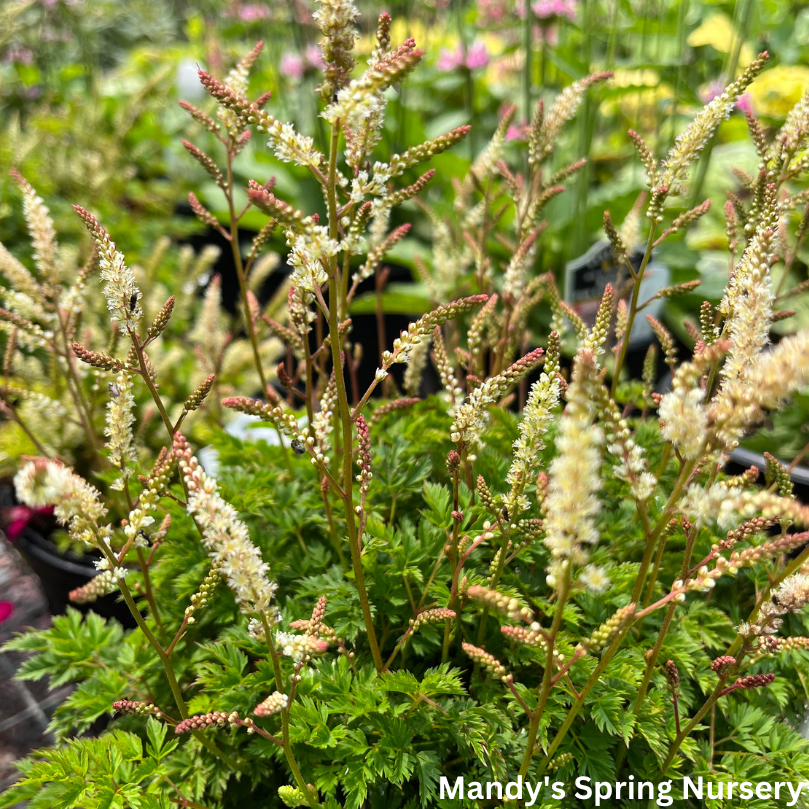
[[2, 0, 809, 466]]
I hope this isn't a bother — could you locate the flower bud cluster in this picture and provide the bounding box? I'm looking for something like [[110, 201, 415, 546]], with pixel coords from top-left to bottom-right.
[[501, 624, 544, 648], [711, 656, 736, 674], [183, 567, 221, 625], [71, 342, 126, 371], [409, 608, 456, 632], [368, 126, 471, 192], [113, 699, 160, 716], [184, 374, 216, 412], [461, 642, 510, 682], [278, 786, 311, 808], [582, 603, 636, 652], [175, 711, 241, 734], [254, 691, 289, 718], [466, 585, 531, 623], [379, 296, 487, 383], [721, 673, 775, 696], [664, 659, 680, 691], [69, 569, 117, 604], [354, 415, 372, 514]]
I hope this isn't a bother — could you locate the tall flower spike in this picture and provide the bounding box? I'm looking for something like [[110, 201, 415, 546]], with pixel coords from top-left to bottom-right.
[[314, 0, 360, 102], [660, 53, 769, 194], [504, 338, 561, 517], [10, 171, 59, 284], [324, 41, 423, 132], [719, 203, 778, 385], [543, 350, 604, 584], [531, 72, 612, 165], [450, 348, 544, 452], [174, 433, 278, 620], [74, 206, 142, 330], [105, 371, 136, 490], [377, 295, 487, 379]]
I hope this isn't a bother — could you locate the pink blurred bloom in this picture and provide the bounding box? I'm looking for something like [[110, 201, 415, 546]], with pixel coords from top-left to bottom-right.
[[702, 79, 753, 114], [237, 3, 269, 21], [477, 0, 508, 25], [736, 93, 753, 114], [3, 505, 54, 542], [437, 41, 489, 72], [507, 122, 530, 141], [4, 46, 34, 66], [280, 52, 305, 80], [0, 602, 13, 624], [466, 42, 489, 70], [532, 0, 577, 19], [305, 45, 324, 69]]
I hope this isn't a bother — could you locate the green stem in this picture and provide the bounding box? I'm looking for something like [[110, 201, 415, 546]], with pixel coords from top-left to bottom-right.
[[611, 225, 658, 396], [518, 569, 570, 778], [325, 119, 383, 672]]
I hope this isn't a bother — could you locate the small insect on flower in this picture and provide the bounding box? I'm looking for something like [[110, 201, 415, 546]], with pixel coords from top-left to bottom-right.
[[291, 438, 306, 456], [108, 382, 121, 398]]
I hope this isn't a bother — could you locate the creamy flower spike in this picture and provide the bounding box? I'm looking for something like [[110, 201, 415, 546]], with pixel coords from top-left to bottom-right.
[[14, 459, 106, 547], [542, 350, 604, 583], [174, 433, 278, 620], [74, 206, 143, 330], [105, 371, 136, 490], [503, 337, 561, 517]]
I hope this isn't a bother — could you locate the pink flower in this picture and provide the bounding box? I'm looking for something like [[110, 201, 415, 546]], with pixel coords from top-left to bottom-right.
[[437, 42, 489, 72], [507, 122, 530, 141], [0, 602, 13, 624], [736, 93, 753, 114], [702, 80, 753, 114], [237, 3, 269, 21], [280, 52, 305, 80], [466, 42, 489, 70], [532, 0, 577, 20], [2, 504, 54, 542], [437, 47, 463, 72], [477, 0, 507, 25], [305, 45, 324, 69]]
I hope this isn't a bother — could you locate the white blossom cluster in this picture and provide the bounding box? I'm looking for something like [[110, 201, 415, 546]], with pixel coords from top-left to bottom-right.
[[97, 238, 143, 330], [176, 435, 278, 619], [275, 631, 328, 664], [286, 228, 338, 296], [658, 362, 708, 461], [543, 351, 604, 585], [503, 370, 560, 516], [105, 372, 136, 490], [15, 459, 107, 547]]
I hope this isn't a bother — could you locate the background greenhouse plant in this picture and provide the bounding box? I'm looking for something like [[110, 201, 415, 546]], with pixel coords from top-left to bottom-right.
[[2, 1, 809, 809]]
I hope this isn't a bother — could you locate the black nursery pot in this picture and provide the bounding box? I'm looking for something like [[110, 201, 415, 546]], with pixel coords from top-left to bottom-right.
[[13, 530, 134, 626], [1, 485, 136, 627]]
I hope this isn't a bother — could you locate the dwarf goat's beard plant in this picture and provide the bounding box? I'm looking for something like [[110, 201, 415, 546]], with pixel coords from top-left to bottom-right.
[[3, 6, 809, 808]]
